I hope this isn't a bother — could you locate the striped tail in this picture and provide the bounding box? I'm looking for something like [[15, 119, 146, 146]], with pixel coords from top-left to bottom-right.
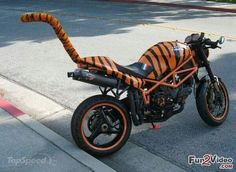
[[20, 13, 81, 63]]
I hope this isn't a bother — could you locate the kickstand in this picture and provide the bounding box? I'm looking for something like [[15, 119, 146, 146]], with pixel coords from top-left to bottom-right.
[[150, 122, 161, 130]]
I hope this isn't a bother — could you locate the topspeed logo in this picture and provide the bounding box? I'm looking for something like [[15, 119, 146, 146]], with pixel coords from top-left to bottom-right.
[[188, 154, 233, 169]]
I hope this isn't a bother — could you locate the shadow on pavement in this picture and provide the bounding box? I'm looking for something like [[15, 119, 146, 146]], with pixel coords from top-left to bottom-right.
[[38, 52, 236, 172], [0, 0, 236, 47], [130, 52, 236, 172]]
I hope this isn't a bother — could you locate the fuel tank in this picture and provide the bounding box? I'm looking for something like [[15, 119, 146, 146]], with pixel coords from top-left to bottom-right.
[[139, 41, 192, 80]]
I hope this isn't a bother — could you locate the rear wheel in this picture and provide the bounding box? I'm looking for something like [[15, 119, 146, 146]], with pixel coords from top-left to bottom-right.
[[196, 79, 229, 126], [71, 95, 131, 156]]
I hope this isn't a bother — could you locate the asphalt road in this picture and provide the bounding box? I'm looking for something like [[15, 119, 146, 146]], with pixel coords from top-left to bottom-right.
[[0, 0, 236, 171]]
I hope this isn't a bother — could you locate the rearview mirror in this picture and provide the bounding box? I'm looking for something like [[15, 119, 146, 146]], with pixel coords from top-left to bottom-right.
[[219, 36, 225, 44]]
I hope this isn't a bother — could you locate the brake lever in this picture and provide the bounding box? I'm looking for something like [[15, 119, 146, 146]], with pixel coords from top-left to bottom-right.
[[205, 45, 221, 49]]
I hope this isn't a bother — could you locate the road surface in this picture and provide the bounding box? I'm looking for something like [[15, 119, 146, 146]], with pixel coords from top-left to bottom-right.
[[0, 0, 236, 171]]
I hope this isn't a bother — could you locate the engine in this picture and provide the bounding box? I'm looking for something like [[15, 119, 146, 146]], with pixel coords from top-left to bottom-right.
[[145, 77, 193, 122]]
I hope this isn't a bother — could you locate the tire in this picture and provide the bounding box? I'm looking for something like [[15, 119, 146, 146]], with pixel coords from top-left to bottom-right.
[[196, 80, 229, 126], [71, 95, 132, 156]]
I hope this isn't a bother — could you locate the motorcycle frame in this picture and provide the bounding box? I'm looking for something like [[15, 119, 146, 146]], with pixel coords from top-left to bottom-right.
[[20, 13, 199, 106], [82, 55, 198, 105], [20, 13, 227, 129], [139, 56, 198, 105]]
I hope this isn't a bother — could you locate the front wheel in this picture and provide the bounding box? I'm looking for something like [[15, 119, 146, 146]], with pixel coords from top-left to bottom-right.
[[196, 79, 229, 126], [71, 95, 131, 156]]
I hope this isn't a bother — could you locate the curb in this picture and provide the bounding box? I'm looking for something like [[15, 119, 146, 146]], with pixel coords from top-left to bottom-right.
[[0, 98, 24, 117], [0, 76, 187, 172], [108, 0, 236, 13], [0, 98, 115, 172]]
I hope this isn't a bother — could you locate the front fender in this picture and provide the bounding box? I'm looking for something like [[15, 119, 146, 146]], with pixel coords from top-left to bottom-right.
[[195, 75, 221, 98], [196, 75, 210, 99]]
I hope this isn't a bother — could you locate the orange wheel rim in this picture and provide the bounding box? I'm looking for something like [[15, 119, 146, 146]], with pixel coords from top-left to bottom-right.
[[80, 103, 127, 151], [205, 82, 228, 121]]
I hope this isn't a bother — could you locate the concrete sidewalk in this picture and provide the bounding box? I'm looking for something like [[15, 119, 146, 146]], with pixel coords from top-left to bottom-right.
[[0, 77, 187, 172], [0, 99, 115, 172], [0, 0, 235, 171]]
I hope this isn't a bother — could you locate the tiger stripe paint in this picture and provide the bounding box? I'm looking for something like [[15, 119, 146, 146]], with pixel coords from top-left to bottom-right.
[[139, 41, 192, 80], [125, 74, 131, 85], [173, 42, 183, 66], [154, 44, 168, 73], [185, 48, 190, 60], [139, 54, 159, 78], [80, 56, 143, 88], [146, 54, 161, 76], [109, 60, 118, 72], [101, 57, 112, 75], [147, 48, 164, 74], [94, 56, 101, 68], [131, 76, 138, 88], [160, 43, 171, 58], [117, 71, 123, 80], [182, 48, 185, 60], [85, 57, 93, 65], [153, 45, 170, 72], [162, 42, 177, 67], [20, 13, 191, 91], [147, 72, 155, 79], [21, 13, 81, 63], [97, 56, 106, 71], [164, 42, 177, 69]]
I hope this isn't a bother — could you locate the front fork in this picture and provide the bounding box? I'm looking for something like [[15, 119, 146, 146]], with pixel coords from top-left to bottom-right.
[[199, 48, 221, 92]]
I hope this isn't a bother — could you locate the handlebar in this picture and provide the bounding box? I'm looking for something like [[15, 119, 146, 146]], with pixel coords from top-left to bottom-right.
[[185, 32, 223, 49], [204, 38, 219, 49]]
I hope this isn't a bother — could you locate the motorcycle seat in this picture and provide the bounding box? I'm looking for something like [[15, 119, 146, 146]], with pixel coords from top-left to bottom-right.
[[80, 56, 153, 79], [116, 62, 153, 78]]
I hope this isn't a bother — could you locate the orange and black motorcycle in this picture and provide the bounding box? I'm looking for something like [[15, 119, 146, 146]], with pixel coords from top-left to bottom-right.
[[21, 13, 229, 156]]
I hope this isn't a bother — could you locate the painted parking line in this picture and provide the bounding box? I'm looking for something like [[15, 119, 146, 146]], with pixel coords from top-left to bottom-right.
[[0, 98, 24, 117], [105, 0, 236, 41], [142, 23, 236, 41]]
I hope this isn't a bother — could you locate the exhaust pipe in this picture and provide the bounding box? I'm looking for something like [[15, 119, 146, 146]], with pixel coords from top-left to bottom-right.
[[68, 69, 119, 88]]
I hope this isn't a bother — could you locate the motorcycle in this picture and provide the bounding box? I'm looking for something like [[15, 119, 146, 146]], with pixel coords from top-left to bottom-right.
[[21, 13, 229, 156]]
